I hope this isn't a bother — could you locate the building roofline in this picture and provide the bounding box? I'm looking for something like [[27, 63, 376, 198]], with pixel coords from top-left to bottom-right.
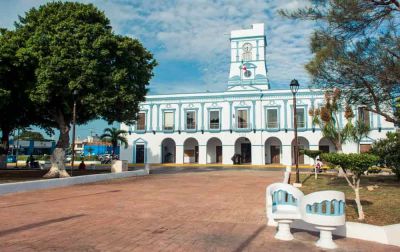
[[145, 87, 323, 101]]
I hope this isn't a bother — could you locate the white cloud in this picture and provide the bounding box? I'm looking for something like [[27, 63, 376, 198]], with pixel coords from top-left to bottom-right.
[[0, 0, 315, 92]]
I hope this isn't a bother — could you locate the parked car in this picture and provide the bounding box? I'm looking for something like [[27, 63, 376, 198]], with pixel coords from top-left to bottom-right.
[[7, 155, 16, 163], [64, 155, 72, 163]]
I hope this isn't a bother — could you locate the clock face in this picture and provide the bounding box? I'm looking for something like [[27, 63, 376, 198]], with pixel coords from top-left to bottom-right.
[[242, 43, 252, 52], [244, 70, 252, 78]]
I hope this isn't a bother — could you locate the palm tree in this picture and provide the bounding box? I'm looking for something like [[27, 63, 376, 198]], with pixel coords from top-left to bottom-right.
[[351, 120, 371, 153], [311, 89, 353, 153], [100, 127, 128, 156]]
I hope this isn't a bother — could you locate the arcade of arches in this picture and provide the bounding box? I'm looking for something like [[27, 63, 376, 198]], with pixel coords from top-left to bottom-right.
[[153, 136, 337, 165]]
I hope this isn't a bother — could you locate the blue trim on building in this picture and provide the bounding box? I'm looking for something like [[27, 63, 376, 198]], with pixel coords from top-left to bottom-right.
[[132, 138, 148, 164], [290, 104, 308, 130], [161, 108, 176, 132], [283, 100, 288, 129], [207, 107, 223, 131], [183, 107, 199, 132], [156, 104, 161, 131], [264, 105, 281, 131], [201, 103, 205, 130]]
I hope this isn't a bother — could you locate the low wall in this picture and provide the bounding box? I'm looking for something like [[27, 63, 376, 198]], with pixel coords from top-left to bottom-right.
[[0, 169, 149, 196], [291, 220, 400, 247]]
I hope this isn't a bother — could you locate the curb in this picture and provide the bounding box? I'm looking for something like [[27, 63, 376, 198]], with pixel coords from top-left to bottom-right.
[[0, 169, 149, 196]]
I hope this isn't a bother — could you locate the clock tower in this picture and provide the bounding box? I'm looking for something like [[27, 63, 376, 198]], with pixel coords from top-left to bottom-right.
[[227, 23, 269, 91]]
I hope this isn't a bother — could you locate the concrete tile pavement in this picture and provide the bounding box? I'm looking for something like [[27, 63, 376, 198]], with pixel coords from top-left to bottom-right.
[[0, 169, 398, 251]]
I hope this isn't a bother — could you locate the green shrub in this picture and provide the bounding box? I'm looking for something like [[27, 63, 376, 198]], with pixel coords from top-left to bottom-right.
[[320, 152, 379, 220], [301, 149, 323, 160], [370, 132, 400, 181], [320, 153, 379, 176], [367, 166, 382, 174]]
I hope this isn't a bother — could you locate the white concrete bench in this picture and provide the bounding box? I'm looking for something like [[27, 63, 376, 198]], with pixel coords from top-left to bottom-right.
[[301, 190, 346, 249], [266, 183, 304, 240]]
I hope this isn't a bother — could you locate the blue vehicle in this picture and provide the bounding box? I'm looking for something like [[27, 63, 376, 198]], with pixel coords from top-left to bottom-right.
[[7, 155, 17, 163]]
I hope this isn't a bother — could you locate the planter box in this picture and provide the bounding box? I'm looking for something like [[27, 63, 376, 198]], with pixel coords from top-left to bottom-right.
[[111, 160, 128, 173]]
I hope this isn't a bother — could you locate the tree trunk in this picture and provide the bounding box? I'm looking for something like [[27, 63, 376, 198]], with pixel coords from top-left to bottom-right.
[[0, 127, 11, 169], [313, 158, 318, 180], [354, 179, 365, 220], [335, 142, 343, 153], [332, 139, 343, 153], [43, 112, 71, 178], [1, 127, 10, 153]]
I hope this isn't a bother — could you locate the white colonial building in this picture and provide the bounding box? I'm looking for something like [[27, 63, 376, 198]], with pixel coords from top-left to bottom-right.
[[120, 23, 394, 166]]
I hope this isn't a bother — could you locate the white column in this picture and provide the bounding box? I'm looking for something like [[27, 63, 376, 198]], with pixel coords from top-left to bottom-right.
[[252, 145, 263, 165], [199, 145, 207, 164], [176, 145, 184, 164], [156, 104, 161, 131], [223, 145, 234, 165], [281, 145, 292, 166]]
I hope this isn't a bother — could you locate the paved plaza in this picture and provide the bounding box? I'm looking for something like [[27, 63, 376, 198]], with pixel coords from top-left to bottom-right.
[[0, 168, 398, 251]]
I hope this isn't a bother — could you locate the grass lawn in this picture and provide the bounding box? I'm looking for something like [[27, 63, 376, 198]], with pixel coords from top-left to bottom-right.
[[298, 173, 400, 226]]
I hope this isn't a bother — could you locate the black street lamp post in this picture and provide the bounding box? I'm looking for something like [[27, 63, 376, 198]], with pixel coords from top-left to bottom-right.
[[290, 79, 300, 184], [70, 90, 78, 176], [15, 128, 20, 168]]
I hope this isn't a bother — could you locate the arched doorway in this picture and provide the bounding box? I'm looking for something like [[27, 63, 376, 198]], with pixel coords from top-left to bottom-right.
[[206, 137, 222, 163], [319, 137, 335, 153], [161, 138, 176, 163], [291, 137, 310, 165], [234, 137, 252, 164], [265, 137, 282, 164], [183, 138, 199, 163]]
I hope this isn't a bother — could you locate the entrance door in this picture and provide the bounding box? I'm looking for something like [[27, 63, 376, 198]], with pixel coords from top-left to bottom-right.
[[216, 146, 222, 163], [195, 146, 199, 163], [298, 145, 304, 164], [270, 146, 280, 164], [241, 143, 252, 163], [136, 145, 145, 164]]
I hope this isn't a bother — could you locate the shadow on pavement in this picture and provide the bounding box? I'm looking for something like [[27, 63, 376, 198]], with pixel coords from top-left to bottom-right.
[[0, 214, 85, 237]]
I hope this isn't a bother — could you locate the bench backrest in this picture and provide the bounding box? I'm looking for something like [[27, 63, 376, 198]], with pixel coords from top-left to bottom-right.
[[266, 183, 304, 213], [301, 190, 346, 226]]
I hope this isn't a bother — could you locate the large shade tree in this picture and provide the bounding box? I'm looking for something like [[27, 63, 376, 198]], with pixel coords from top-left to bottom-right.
[[0, 28, 39, 167], [280, 0, 400, 124], [14, 2, 156, 177]]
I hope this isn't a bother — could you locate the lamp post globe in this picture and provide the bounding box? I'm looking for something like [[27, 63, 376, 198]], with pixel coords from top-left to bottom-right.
[[290, 79, 299, 95]]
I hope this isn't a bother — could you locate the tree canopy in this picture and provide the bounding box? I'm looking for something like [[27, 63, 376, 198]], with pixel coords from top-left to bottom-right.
[[320, 152, 379, 220], [0, 29, 38, 153], [370, 132, 400, 180], [15, 130, 45, 141], [280, 0, 400, 124], [4, 2, 157, 177]]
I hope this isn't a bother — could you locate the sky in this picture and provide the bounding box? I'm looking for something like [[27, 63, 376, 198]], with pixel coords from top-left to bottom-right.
[[0, 0, 316, 140]]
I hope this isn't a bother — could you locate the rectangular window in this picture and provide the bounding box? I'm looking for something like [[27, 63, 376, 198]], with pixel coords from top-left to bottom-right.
[[358, 107, 370, 127], [136, 112, 146, 131], [209, 110, 220, 129], [237, 109, 249, 128], [266, 109, 278, 129], [296, 108, 305, 128], [163, 111, 174, 130], [186, 111, 196, 130]]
